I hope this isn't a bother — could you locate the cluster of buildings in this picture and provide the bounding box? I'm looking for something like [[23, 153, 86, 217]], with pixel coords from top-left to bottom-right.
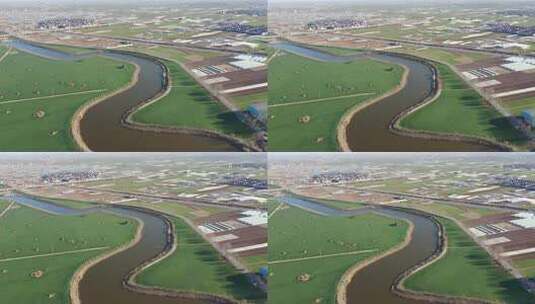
[[36, 17, 94, 30], [310, 171, 370, 185], [217, 22, 267, 35], [41, 170, 99, 184], [497, 9, 535, 18], [487, 22, 535, 37], [222, 176, 268, 189], [498, 177, 535, 191], [305, 18, 368, 31]]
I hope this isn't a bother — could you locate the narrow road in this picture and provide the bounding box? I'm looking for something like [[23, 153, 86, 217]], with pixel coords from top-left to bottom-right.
[[0, 247, 109, 263], [269, 92, 375, 108], [269, 249, 378, 265], [0, 89, 107, 104], [0, 47, 11, 63], [0, 201, 14, 218]]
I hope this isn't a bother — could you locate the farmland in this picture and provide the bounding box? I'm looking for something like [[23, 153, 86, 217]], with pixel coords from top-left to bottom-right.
[[0, 201, 137, 304], [0, 48, 134, 151], [399, 63, 524, 147], [269, 52, 403, 151], [269, 205, 408, 304], [404, 217, 532, 303], [137, 217, 265, 302]]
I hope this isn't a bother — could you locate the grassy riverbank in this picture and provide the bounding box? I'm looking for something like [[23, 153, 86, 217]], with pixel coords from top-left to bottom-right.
[[0, 201, 137, 304], [269, 52, 403, 151], [399, 63, 525, 147], [404, 217, 533, 303], [131, 59, 253, 139], [0, 49, 134, 151], [269, 205, 408, 304], [136, 217, 265, 302]]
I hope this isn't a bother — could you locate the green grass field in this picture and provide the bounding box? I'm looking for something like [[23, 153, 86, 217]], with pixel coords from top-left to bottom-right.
[[124, 45, 220, 62], [404, 218, 533, 303], [0, 49, 134, 151], [132, 59, 253, 139], [502, 97, 535, 116], [400, 63, 525, 147], [232, 92, 267, 110], [513, 258, 535, 279], [269, 53, 403, 151], [0, 201, 137, 304], [269, 205, 408, 304], [136, 217, 265, 302], [121, 200, 226, 220]]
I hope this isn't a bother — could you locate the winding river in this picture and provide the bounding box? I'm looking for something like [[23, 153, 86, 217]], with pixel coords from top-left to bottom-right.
[[4, 40, 242, 152], [5, 193, 218, 304], [279, 195, 441, 304], [274, 42, 500, 152]]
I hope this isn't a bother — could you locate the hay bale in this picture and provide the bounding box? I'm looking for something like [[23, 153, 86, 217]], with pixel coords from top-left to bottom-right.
[[33, 110, 45, 119], [299, 115, 311, 124], [297, 273, 311, 283], [30, 270, 44, 278]]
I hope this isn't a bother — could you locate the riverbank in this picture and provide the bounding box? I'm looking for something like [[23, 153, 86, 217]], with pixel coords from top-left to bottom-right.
[[393, 216, 493, 304], [280, 194, 503, 304], [69, 215, 144, 304], [394, 57, 522, 151], [390, 57, 514, 152], [0, 41, 135, 151], [269, 43, 403, 151], [280, 40, 512, 151], [71, 62, 141, 151], [336, 219, 415, 304], [123, 59, 258, 152], [8, 39, 253, 152], [125, 216, 240, 304], [337, 62, 409, 151]]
